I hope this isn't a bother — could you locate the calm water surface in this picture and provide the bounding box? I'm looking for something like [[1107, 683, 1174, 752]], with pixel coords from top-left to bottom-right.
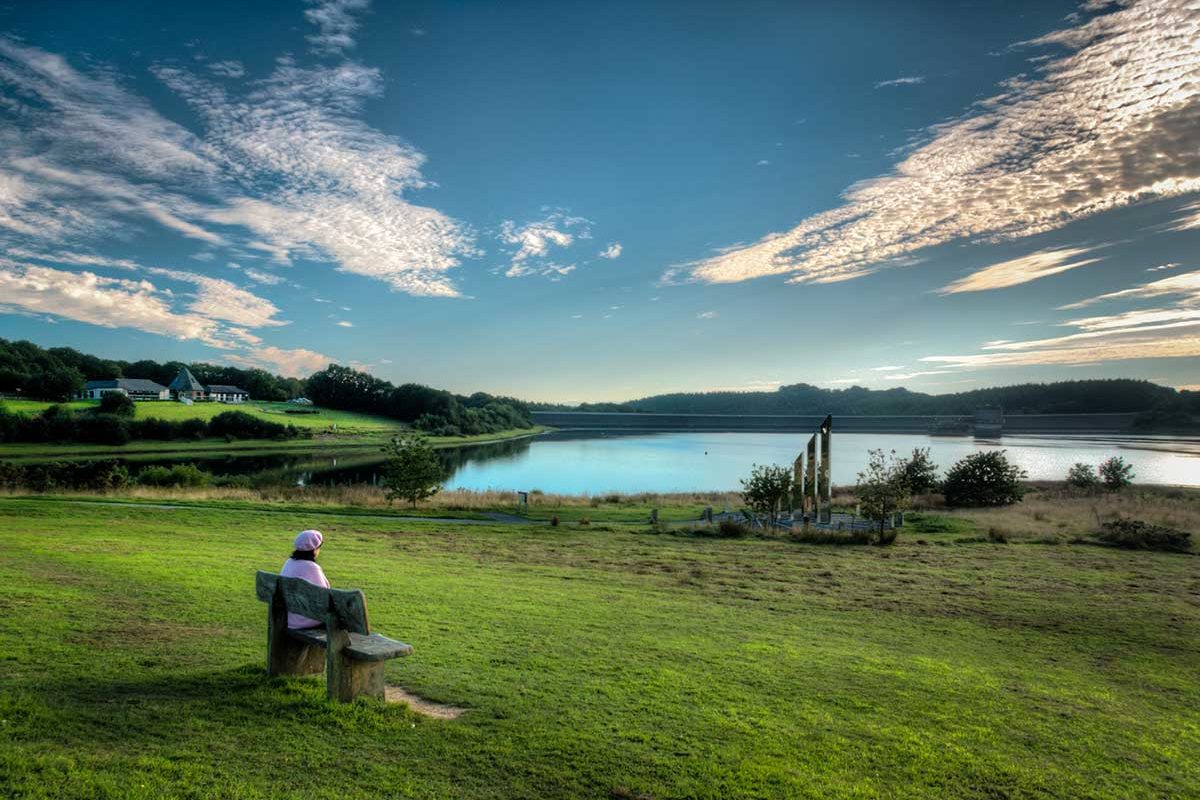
[[103, 431, 1200, 491], [438, 431, 1200, 493]]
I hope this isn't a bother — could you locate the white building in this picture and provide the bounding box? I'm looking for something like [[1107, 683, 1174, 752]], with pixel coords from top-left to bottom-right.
[[207, 384, 250, 403], [81, 379, 170, 401]]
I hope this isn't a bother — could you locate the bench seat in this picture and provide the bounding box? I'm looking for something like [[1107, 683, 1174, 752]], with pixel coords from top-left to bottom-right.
[[288, 627, 413, 662], [256, 570, 414, 701]]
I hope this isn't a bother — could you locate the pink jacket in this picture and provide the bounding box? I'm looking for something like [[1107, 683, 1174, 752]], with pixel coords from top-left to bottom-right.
[[279, 558, 331, 629]]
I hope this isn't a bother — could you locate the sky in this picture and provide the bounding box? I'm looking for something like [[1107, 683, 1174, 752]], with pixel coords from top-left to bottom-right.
[[0, 0, 1198, 403]]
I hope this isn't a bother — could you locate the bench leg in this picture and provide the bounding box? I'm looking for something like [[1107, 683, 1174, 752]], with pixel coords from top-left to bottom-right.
[[329, 656, 386, 702], [268, 594, 325, 677]]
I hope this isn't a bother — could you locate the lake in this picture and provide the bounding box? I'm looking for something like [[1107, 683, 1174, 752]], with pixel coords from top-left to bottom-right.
[[144, 431, 1200, 492]]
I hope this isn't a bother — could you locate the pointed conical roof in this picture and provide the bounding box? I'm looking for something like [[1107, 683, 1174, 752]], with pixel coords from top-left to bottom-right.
[[168, 367, 204, 393]]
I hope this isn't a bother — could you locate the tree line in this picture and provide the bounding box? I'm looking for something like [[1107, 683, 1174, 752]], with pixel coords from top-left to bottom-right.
[[536, 379, 1198, 418], [305, 365, 532, 436], [0, 340, 534, 435], [0, 403, 306, 446], [0, 338, 305, 402]]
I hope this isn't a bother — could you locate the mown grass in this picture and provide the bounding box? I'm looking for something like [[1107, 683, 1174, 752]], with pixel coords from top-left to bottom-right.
[[2, 399, 404, 432], [0, 497, 1197, 798]]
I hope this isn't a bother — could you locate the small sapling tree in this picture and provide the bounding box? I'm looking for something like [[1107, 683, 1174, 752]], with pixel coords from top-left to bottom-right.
[[900, 447, 939, 495], [1065, 462, 1100, 490], [381, 433, 447, 507], [1098, 456, 1135, 491], [855, 449, 910, 544], [942, 450, 1026, 507], [739, 464, 792, 526]]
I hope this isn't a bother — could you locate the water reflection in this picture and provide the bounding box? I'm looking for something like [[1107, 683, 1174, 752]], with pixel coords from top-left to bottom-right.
[[21, 431, 1200, 491]]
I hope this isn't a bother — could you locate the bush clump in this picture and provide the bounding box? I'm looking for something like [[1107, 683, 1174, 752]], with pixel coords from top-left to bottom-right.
[[1066, 462, 1100, 490], [1095, 519, 1190, 553], [942, 450, 1026, 508], [1098, 456, 1135, 491], [136, 464, 212, 488]]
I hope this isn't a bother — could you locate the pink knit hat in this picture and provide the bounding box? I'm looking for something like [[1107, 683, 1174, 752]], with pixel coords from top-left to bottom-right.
[[293, 529, 323, 551]]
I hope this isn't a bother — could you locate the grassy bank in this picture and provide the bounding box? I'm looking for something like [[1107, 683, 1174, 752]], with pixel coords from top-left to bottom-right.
[[2, 399, 403, 432], [0, 497, 1196, 798], [0, 425, 549, 462]]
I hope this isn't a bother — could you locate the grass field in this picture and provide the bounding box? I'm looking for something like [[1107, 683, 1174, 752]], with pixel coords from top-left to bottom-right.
[[0, 497, 1196, 798], [1, 399, 404, 432]]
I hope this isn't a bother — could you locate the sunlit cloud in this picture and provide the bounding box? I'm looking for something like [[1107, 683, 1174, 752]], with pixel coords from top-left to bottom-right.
[[229, 345, 331, 375], [920, 268, 1200, 370], [336, 320, 353, 327], [682, 0, 1200, 287], [938, 247, 1102, 294]]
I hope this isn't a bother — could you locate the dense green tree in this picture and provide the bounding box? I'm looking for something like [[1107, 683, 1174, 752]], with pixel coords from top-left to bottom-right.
[[381, 434, 447, 507], [899, 448, 939, 494], [942, 451, 1026, 508], [1066, 462, 1100, 490], [1098, 456, 1135, 490], [98, 392, 136, 417]]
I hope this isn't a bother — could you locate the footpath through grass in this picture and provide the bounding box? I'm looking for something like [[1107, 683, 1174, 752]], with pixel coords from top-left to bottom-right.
[[0, 498, 1197, 799]]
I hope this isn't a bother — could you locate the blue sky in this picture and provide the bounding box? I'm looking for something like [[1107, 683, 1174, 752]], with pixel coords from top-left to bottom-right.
[[0, 0, 1197, 402]]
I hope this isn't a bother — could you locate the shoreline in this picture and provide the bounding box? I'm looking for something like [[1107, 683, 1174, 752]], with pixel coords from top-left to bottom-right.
[[0, 425, 550, 462]]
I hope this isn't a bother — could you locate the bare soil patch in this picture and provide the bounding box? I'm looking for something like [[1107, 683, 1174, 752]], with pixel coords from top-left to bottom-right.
[[384, 685, 464, 719]]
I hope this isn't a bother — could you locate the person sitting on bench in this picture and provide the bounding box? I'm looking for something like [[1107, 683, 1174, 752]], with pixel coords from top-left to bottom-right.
[[280, 529, 330, 629]]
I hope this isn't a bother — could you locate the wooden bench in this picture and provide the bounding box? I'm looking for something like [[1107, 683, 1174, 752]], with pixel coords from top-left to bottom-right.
[[255, 571, 413, 702]]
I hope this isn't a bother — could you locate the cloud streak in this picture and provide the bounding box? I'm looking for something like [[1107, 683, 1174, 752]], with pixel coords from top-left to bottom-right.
[[682, 0, 1200, 288], [938, 246, 1102, 294]]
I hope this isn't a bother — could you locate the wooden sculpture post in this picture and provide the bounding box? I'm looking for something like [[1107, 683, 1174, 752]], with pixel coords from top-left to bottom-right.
[[819, 415, 832, 523], [805, 434, 818, 517]]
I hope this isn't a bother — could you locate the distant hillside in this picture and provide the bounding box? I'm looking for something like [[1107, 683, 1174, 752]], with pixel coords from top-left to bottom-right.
[[536, 380, 1198, 417]]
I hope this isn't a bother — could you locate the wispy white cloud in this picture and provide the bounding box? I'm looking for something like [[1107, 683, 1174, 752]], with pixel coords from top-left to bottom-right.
[[682, 1, 1200, 287], [1147, 262, 1180, 272], [207, 60, 245, 79], [938, 246, 1102, 294], [336, 320, 353, 327], [498, 211, 590, 278], [6, 247, 139, 270], [598, 242, 622, 260], [303, 0, 370, 55], [241, 267, 285, 285], [874, 76, 925, 89], [696, 311, 718, 319], [920, 269, 1200, 370], [871, 365, 905, 371]]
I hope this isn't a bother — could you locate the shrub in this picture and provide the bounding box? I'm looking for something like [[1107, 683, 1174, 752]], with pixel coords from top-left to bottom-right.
[[1066, 462, 1100, 490], [900, 448, 939, 494], [717, 519, 751, 538], [740, 463, 792, 523], [206, 411, 293, 440], [855, 449, 910, 545], [380, 433, 446, 507], [136, 464, 211, 487], [1098, 456, 1135, 491], [942, 450, 1026, 507], [97, 392, 136, 417], [1095, 519, 1190, 553], [76, 414, 131, 445]]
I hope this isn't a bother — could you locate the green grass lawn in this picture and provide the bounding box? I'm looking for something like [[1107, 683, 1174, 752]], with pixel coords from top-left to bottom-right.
[[0, 498, 1196, 798], [2, 399, 403, 432]]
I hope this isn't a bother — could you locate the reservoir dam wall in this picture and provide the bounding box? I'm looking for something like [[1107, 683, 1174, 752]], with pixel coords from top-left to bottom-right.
[[531, 411, 1142, 435]]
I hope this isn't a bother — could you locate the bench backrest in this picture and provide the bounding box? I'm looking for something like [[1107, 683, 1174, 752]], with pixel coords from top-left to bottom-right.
[[255, 571, 370, 634]]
